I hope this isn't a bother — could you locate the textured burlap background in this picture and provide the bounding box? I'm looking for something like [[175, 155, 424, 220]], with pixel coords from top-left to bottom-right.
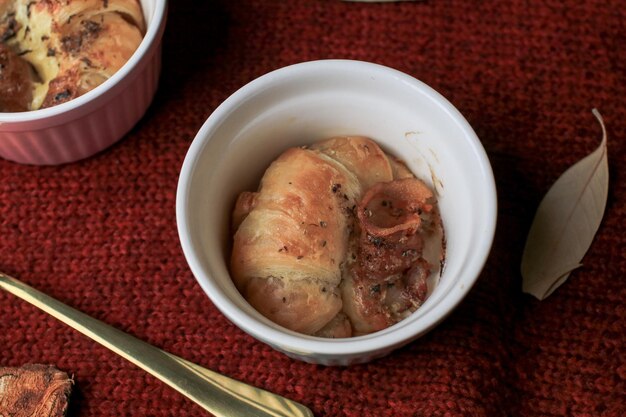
[[1, 1, 624, 416]]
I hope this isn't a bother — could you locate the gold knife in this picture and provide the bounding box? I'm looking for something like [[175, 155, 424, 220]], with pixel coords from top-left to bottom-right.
[[0, 272, 314, 417]]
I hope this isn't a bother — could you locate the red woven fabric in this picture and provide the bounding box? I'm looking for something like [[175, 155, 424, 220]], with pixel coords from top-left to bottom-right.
[[1, 1, 625, 416]]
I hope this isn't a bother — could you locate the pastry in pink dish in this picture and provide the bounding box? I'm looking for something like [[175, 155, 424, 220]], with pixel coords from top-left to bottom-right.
[[0, 0, 167, 165]]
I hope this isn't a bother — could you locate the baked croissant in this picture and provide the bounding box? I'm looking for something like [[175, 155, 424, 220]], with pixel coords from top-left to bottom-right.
[[0, 0, 144, 111], [231, 137, 444, 337], [231, 146, 363, 335]]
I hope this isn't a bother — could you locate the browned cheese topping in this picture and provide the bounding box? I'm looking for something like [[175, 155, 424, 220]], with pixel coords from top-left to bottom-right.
[[0, 0, 145, 112]]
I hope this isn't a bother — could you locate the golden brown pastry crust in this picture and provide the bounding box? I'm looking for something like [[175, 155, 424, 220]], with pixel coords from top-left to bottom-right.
[[311, 136, 394, 190], [231, 147, 361, 334], [0, 0, 144, 111]]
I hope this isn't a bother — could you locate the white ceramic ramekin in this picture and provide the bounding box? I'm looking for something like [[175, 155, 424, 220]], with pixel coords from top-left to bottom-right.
[[0, 0, 167, 165], [177, 60, 497, 366]]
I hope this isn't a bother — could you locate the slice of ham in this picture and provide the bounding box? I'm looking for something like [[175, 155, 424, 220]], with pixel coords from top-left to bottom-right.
[[343, 178, 436, 335], [357, 177, 433, 237]]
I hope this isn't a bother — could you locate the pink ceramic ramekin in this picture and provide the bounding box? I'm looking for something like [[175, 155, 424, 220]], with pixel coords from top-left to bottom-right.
[[0, 0, 167, 165]]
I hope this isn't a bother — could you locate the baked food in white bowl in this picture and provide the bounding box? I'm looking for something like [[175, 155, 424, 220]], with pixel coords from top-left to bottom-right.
[[177, 60, 497, 365], [0, 0, 167, 165], [230, 135, 446, 338]]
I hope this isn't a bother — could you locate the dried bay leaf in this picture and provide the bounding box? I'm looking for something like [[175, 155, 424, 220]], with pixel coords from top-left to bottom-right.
[[521, 109, 609, 300], [0, 364, 73, 417]]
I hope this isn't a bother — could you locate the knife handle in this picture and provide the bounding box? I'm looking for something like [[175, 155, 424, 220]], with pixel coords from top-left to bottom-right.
[[0, 272, 313, 417]]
